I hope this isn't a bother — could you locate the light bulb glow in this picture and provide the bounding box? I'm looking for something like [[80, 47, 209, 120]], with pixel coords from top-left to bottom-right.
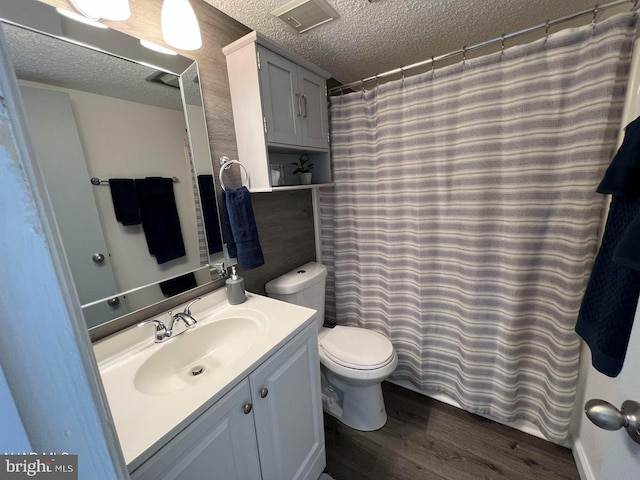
[[161, 0, 202, 51], [69, 0, 131, 21], [140, 40, 178, 56]]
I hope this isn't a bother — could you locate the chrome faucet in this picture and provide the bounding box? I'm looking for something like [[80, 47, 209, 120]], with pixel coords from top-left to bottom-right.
[[138, 298, 201, 343]]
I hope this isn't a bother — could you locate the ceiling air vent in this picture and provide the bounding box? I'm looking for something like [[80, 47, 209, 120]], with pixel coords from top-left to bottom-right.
[[271, 0, 339, 34]]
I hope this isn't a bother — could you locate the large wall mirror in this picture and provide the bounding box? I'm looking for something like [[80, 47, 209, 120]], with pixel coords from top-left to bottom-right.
[[1, 0, 226, 330]]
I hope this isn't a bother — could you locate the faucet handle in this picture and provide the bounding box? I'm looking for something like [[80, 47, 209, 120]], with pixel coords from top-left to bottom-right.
[[137, 319, 169, 343], [184, 297, 202, 316]]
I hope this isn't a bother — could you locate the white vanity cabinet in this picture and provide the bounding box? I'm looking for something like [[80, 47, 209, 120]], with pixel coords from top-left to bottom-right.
[[129, 379, 262, 480], [249, 321, 324, 480], [129, 322, 325, 480], [223, 32, 332, 192]]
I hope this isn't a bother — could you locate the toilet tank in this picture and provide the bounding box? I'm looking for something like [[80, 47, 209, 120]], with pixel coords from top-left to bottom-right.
[[265, 262, 327, 329]]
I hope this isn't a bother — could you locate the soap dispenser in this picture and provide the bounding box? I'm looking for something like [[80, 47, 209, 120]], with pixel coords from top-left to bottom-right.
[[226, 266, 245, 305]]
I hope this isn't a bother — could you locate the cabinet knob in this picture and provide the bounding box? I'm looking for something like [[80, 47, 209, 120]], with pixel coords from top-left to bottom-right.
[[107, 297, 120, 307], [243, 403, 253, 415], [92, 253, 105, 263], [260, 388, 269, 398]]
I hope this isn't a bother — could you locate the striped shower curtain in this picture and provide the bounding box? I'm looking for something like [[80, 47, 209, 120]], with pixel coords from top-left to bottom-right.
[[320, 13, 636, 442]]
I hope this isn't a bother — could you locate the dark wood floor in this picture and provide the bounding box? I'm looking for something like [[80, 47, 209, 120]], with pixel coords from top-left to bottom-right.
[[324, 382, 579, 480]]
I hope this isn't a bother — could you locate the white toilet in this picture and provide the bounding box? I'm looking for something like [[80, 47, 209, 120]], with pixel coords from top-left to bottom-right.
[[265, 262, 398, 431]]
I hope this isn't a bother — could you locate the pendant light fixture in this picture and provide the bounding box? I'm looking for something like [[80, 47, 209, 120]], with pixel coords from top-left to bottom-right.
[[161, 0, 202, 51], [66, 0, 203, 52], [69, 0, 131, 21]]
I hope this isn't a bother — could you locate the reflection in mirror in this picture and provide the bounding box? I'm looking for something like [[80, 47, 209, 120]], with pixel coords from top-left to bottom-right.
[[181, 63, 226, 269], [1, 1, 224, 330]]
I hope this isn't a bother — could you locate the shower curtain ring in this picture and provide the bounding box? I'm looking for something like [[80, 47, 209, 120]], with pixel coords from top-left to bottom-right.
[[462, 45, 467, 64], [431, 56, 435, 74], [545, 19, 550, 36], [501, 34, 505, 54], [591, 4, 598, 27], [375, 75, 379, 89]]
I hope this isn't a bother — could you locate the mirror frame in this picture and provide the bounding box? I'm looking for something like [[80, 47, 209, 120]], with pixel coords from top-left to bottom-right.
[[0, 0, 228, 341]]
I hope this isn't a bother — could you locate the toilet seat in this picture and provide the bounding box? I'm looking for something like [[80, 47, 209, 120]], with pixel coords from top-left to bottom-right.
[[319, 326, 395, 370]]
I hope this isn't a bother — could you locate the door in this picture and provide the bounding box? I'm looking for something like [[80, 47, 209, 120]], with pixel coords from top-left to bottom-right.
[[297, 67, 329, 150], [130, 379, 262, 480], [20, 86, 122, 326], [250, 324, 325, 480], [259, 46, 300, 146], [576, 36, 640, 480]]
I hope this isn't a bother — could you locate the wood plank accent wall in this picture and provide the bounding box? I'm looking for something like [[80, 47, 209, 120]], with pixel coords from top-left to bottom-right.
[[37, 0, 317, 296]]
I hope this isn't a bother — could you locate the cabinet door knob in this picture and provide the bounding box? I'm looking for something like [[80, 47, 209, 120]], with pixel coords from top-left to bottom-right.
[[243, 403, 253, 414], [107, 297, 119, 307], [260, 388, 269, 398], [92, 253, 105, 263]]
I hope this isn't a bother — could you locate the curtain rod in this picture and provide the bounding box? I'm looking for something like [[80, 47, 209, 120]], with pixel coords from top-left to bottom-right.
[[328, 0, 636, 95]]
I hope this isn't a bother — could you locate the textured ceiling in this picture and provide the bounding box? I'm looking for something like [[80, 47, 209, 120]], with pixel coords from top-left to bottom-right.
[[204, 0, 600, 84], [3, 23, 183, 110]]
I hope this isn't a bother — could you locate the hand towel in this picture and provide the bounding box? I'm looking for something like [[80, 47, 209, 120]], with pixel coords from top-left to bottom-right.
[[575, 115, 640, 377], [221, 189, 237, 259], [109, 178, 141, 225], [197, 175, 223, 254], [159, 272, 197, 297], [223, 186, 264, 270], [135, 177, 186, 264]]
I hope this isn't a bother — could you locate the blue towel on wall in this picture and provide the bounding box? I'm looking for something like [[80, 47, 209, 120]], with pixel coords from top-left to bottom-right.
[[223, 186, 264, 270], [109, 178, 141, 225], [575, 116, 640, 377], [197, 175, 223, 254], [135, 177, 186, 264]]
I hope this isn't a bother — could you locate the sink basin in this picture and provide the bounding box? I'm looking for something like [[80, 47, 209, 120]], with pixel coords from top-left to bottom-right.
[[134, 316, 264, 395]]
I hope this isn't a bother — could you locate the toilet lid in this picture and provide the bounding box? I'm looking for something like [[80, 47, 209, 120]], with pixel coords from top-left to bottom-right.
[[320, 326, 395, 370]]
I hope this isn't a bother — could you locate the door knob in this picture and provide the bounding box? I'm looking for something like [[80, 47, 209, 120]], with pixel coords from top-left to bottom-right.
[[585, 399, 640, 444], [260, 388, 269, 398], [107, 297, 119, 307], [243, 403, 253, 414], [92, 253, 105, 263]]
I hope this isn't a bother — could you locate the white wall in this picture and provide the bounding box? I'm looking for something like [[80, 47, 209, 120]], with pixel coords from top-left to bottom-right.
[[22, 80, 202, 305]]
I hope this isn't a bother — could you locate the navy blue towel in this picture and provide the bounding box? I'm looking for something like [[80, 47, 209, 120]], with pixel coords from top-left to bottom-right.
[[613, 210, 640, 270], [135, 177, 186, 264], [109, 178, 141, 225], [576, 198, 640, 377], [597, 116, 640, 196], [159, 272, 197, 297], [197, 175, 223, 254], [223, 186, 264, 270], [576, 115, 640, 377], [221, 190, 237, 259]]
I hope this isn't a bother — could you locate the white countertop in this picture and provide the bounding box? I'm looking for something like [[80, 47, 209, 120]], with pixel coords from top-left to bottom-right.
[[93, 289, 316, 470]]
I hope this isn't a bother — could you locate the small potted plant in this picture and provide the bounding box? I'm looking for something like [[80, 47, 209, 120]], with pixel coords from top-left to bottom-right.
[[291, 154, 314, 185]]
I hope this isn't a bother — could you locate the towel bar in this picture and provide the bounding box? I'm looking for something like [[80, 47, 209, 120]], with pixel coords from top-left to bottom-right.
[[90, 176, 179, 185]]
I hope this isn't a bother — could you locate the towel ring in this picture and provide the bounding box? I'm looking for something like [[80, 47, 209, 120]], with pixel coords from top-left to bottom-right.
[[219, 159, 250, 191]]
